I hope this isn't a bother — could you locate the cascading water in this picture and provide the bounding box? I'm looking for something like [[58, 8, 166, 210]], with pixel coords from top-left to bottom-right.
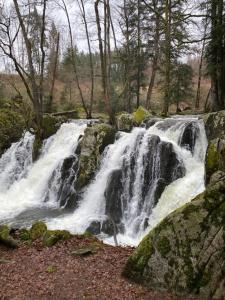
[[0, 116, 207, 246], [47, 116, 208, 246], [0, 122, 86, 224]]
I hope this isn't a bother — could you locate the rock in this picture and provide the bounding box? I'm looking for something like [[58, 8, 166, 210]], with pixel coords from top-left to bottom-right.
[[0, 225, 18, 249], [202, 110, 225, 141], [123, 179, 225, 299], [210, 171, 225, 184], [0, 258, 14, 264], [104, 169, 123, 224], [205, 138, 225, 183], [30, 221, 47, 240], [143, 117, 162, 129], [42, 114, 62, 140], [43, 230, 71, 247], [76, 124, 116, 189], [86, 221, 101, 235], [116, 113, 135, 132], [0, 108, 25, 155], [71, 247, 97, 257], [178, 121, 200, 154], [19, 228, 31, 241], [133, 106, 151, 125]]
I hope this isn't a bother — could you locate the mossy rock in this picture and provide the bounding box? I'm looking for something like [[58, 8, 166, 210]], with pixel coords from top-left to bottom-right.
[[76, 123, 116, 189], [0, 225, 18, 249], [133, 106, 151, 125], [42, 114, 61, 140], [0, 108, 25, 155], [30, 221, 47, 241], [19, 228, 31, 241], [123, 179, 225, 298], [116, 113, 135, 132], [43, 230, 71, 247]]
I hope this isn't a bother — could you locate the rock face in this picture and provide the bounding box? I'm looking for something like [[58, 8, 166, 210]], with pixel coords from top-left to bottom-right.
[[76, 124, 116, 189], [203, 110, 225, 140], [123, 179, 225, 299]]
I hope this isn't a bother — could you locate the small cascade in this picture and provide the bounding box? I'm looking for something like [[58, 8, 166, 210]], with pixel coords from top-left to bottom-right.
[[48, 117, 208, 246], [0, 132, 34, 192], [0, 123, 86, 223]]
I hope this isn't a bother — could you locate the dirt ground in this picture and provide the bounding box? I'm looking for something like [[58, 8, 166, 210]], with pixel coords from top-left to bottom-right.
[[0, 235, 201, 300]]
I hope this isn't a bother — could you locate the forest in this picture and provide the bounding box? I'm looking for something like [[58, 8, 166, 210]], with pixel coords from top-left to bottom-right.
[[0, 1, 225, 299]]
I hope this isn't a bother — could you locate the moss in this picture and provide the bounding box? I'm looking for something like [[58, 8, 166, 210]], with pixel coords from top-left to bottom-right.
[[206, 142, 220, 176], [32, 136, 42, 161], [117, 113, 135, 132], [42, 114, 61, 140], [133, 106, 150, 125], [156, 237, 171, 257], [0, 225, 18, 249], [182, 204, 201, 220], [43, 230, 71, 247], [0, 108, 25, 154], [30, 221, 47, 241], [0, 225, 10, 240], [46, 266, 57, 273], [19, 228, 31, 241], [123, 235, 154, 281]]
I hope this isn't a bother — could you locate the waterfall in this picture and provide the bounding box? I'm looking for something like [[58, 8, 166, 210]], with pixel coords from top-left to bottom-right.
[[47, 117, 208, 246], [0, 123, 86, 223], [0, 117, 207, 246]]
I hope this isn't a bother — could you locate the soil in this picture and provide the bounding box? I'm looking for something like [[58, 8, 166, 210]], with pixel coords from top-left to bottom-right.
[[0, 235, 201, 300]]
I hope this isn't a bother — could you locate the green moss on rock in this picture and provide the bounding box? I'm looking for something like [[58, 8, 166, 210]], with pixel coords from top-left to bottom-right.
[[0, 108, 25, 155], [0, 225, 18, 249], [42, 114, 61, 140], [133, 106, 150, 125], [19, 228, 31, 241], [30, 221, 47, 240], [123, 179, 225, 298], [43, 230, 71, 247], [156, 237, 171, 257], [76, 123, 116, 189], [117, 113, 135, 132]]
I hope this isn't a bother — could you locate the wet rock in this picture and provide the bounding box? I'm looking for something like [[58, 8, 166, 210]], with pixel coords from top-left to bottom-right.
[[104, 169, 123, 224], [143, 117, 162, 129], [123, 178, 225, 299], [179, 121, 200, 154], [76, 124, 116, 189], [86, 221, 101, 235]]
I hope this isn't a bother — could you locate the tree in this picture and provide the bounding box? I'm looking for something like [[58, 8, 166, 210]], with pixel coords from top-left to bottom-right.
[[205, 0, 225, 112]]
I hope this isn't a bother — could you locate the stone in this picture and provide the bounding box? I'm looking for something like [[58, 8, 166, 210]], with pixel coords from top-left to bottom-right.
[[76, 123, 116, 189], [71, 247, 97, 257], [30, 221, 47, 240], [0, 225, 18, 249], [116, 113, 135, 132], [43, 230, 71, 247], [123, 179, 225, 299], [178, 121, 200, 154], [202, 110, 225, 141]]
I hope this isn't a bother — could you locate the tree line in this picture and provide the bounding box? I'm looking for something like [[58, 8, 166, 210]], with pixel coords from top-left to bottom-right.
[[0, 0, 224, 135]]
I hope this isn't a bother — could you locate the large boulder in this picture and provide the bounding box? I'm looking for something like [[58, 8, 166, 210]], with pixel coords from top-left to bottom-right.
[[0, 225, 18, 249], [123, 178, 225, 299], [76, 124, 116, 189]]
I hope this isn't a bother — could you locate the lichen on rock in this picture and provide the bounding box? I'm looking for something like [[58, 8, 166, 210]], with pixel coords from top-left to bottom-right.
[[116, 113, 135, 132], [123, 179, 225, 299]]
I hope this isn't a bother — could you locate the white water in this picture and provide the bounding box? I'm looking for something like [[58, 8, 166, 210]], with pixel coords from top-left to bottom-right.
[[0, 123, 86, 222], [47, 117, 208, 246]]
